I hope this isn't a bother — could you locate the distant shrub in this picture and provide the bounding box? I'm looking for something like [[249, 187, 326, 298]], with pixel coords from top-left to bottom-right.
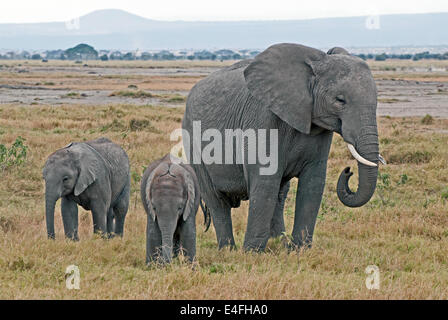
[[161, 94, 186, 103], [129, 119, 151, 131], [109, 90, 154, 98], [398, 174, 408, 185], [100, 119, 126, 132], [375, 53, 387, 61], [62, 92, 81, 99], [129, 119, 160, 133], [421, 114, 434, 125], [0, 136, 28, 170], [442, 187, 448, 200]]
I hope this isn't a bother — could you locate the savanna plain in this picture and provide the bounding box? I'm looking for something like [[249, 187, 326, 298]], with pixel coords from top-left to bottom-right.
[[0, 59, 447, 299]]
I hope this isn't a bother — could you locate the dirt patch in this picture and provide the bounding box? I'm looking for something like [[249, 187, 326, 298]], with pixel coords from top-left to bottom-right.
[[376, 79, 448, 118], [1, 62, 447, 118]]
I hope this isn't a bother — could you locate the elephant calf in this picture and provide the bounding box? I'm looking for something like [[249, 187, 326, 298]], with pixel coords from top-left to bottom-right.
[[43, 137, 130, 240], [141, 154, 209, 264]]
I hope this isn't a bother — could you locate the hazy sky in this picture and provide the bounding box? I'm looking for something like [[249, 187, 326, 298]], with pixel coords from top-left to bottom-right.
[[1, 0, 448, 23]]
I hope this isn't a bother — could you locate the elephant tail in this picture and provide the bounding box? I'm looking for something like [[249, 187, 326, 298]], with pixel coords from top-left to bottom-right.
[[200, 198, 211, 232]]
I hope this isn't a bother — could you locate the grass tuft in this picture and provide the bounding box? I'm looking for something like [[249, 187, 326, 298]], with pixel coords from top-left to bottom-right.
[[421, 114, 434, 125], [387, 150, 432, 164], [109, 90, 154, 98]]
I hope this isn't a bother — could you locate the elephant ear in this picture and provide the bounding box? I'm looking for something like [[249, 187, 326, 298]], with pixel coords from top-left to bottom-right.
[[144, 162, 169, 221], [71, 143, 103, 196], [244, 43, 326, 134], [327, 47, 350, 55], [145, 168, 158, 221], [174, 164, 196, 222]]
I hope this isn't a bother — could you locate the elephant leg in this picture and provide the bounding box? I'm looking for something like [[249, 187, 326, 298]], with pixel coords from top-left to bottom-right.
[[146, 218, 162, 264], [291, 160, 327, 249], [178, 219, 196, 262], [209, 198, 235, 250], [173, 232, 181, 259], [61, 197, 79, 241], [113, 184, 129, 237], [91, 200, 108, 238], [244, 179, 281, 252], [107, 208, 115, 238], [270, 181, 290, 238]]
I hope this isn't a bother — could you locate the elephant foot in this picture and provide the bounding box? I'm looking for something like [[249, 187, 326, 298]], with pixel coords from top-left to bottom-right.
[[107, 232, 117, 239], [269, 226, 286, 239], [218, 242, 237, 251], [64, 232, 79, 241], [243, 236, 269, 253], [243, 245, 265, 253], [285, 238, 313, 253]]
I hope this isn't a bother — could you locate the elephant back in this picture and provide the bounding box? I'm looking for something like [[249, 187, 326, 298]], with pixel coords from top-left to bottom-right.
[[85, 138, 130, 202], [185, 59, 253, 129]]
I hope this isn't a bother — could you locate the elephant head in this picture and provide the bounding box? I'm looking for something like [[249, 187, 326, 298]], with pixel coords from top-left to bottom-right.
[[145, 162, 196, 263], [244, 43, 384, 207], [42, 142, 102, 239]]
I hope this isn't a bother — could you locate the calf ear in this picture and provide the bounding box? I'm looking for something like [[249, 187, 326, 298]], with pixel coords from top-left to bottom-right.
[[145, 166, 159, 221], [244, 43, 326, 134], [176, 165, 196, 221], [71, 144, 102, 196], [144, 162, 170, 221], [145, 169, 157, 221]]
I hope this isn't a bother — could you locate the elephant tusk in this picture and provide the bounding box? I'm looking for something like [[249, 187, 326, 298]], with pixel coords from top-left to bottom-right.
[[346, 144, 378, 167], [378, 154, 387, 165]]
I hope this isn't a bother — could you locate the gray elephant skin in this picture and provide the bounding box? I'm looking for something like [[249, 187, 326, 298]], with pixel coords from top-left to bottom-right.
[[141, 154, 207, 264], [182, 43, 382, 252], [43, 137, 130, 240]]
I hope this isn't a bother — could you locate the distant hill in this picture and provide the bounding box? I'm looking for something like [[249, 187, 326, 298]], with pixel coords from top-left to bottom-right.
[[0, 9, 447, 50]]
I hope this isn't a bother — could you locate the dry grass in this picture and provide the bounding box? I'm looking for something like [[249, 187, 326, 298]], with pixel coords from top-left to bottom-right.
[[109, 91, 186, 103], [0, 102, 447, 299], [367, 59, 448, 70], [0, 72, 205, 92], [377, 98, 411, 104]]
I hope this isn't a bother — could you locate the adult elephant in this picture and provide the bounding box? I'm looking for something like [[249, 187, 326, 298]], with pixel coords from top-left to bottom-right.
[[182, 43, 384, 252]]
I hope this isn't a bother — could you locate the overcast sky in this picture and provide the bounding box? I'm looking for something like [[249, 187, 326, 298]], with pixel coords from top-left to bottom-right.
[[1, 0, 448, 23]]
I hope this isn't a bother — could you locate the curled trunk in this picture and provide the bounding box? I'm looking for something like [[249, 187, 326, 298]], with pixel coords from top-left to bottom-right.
[[337, 164, 378, 207], [337, 119, 379, 207]]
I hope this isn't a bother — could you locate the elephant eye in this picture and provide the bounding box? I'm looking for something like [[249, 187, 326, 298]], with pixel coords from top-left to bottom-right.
[[63, 176, 69, 182], [335, 95, 346, 105]]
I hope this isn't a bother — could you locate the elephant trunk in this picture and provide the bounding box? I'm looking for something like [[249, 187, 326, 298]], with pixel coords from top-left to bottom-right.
[[45, 191, 59, 239], [160, 222, 176, 263], [337, 115, 379, 208], [161, 234, 174, 264]]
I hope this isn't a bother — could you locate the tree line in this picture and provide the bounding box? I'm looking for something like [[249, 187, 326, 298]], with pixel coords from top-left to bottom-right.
[[1, 43, 448, 62]]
